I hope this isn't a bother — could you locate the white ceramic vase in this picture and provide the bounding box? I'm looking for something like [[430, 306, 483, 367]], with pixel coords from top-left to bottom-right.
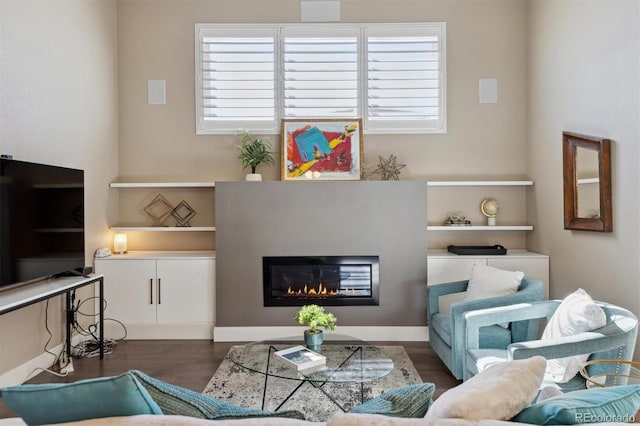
[[245, 173, 262, 181]]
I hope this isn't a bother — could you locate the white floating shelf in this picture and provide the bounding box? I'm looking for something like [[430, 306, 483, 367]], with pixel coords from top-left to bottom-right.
[[427, 225, 533, 231], [109, 226, 216, 232], [427, 180, 533, 187], [110, 182, 216, 188]]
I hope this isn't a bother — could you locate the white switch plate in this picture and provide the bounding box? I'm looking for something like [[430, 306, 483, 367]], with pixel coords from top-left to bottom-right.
[[148, 80, 166, 105], [479, 78, 498, 104]]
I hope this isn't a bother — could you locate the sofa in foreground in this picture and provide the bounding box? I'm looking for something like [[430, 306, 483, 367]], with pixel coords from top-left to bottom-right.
[[0, 415, 635, 426], [1, 357, 639, 425]]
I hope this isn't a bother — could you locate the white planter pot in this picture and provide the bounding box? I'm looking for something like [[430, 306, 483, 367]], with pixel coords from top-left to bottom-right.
[[245, 173, 262, 181]]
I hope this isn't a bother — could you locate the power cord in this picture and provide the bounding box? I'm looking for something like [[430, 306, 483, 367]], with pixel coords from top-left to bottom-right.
[[30, 299, 70, 379], [43, 299, 61, 362], [31, 291, 128, 379], [69, 295, 128, 358]]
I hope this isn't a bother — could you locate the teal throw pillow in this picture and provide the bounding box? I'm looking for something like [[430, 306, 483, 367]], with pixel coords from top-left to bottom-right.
[[351, 383, 435, 417], [129, 370, 305, 420], [0, 372, 162, 425], [512, 384, 640, 425]]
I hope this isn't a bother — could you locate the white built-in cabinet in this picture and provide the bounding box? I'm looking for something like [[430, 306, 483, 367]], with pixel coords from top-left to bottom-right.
[[94, 251, 215, 339]]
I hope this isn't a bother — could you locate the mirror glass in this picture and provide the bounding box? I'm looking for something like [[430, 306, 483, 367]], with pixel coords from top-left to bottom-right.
[[562, 131, 612, 232], [576, 147, 600, 219]]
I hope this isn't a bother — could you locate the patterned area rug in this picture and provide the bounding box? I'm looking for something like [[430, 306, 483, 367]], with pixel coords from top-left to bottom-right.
[[203, 345, 422, 422]]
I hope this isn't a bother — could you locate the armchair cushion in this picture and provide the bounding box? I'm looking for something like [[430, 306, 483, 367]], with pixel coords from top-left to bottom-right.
[[512, 384, 640, 424], [541, 289, 606, 383], [464, 265, 524, 302], [425, 356, 546, 421], [535, 386, 564, 403]]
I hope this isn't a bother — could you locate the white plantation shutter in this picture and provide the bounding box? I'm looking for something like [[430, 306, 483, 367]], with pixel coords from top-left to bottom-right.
[[195, 23, 446, 134], [196, 26, 277, 134], [282, 27, 359, 118], [365, 24, 446, 133]]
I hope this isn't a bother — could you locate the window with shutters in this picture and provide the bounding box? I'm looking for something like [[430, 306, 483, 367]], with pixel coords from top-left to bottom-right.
[[195, 23, 446, 135], [196, 26, 278, 134], [282, 26, 359, 119], [365, 25, 446, 133]]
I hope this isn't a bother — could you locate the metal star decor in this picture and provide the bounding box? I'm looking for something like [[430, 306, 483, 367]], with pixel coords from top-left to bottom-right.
[[373, 154, 406, 180]]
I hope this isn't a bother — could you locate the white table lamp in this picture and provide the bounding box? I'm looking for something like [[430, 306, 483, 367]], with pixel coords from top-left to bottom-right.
[[114, 233, 128, 254]]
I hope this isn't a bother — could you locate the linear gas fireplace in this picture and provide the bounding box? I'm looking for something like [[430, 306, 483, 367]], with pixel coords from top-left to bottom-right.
[[263, 256, 379, 306]]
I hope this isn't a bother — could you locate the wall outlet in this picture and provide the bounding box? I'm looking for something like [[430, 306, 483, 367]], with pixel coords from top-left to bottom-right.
[[60, 358, 74, 375]]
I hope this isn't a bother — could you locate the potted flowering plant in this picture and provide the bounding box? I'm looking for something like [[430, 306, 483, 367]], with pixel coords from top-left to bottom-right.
[[294, 304, 337, 350], [237, 129, 275, 181]]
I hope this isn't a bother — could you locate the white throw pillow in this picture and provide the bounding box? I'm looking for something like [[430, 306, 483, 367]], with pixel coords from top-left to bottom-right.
[[463, 264, 524, 302], [463, 264, 524, 328], [424, 356, 547, 420], [541, 288, 607, 383]]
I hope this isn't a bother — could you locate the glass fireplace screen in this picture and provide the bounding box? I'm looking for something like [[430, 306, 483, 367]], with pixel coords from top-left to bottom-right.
[[263, 256, 379, 306]]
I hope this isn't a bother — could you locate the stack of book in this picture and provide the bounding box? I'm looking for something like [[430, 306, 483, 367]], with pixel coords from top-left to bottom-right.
[[274, 346, 326, 371]]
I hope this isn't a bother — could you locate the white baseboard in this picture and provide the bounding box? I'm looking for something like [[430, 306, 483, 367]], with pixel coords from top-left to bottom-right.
[[105, 322, 214, 340], [214, 326, 429, 342], [0, 334, 84, 387]]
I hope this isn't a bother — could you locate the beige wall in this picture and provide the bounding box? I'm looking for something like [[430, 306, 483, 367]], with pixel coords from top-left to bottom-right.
[[0, 0, 119, 380], [526, 0, 640, 346], [3, 0, 638, 379], [116, 0, 530, 251]]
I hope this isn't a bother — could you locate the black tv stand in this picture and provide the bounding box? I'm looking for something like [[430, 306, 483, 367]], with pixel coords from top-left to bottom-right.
[[0, 275, 105, 378]]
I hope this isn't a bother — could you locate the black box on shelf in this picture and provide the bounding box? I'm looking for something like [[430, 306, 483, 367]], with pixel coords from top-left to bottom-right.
[[447, 244, 507, 256]]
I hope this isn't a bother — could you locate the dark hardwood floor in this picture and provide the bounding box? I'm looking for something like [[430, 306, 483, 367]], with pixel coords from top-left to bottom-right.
[[0, 340, 460, 419]]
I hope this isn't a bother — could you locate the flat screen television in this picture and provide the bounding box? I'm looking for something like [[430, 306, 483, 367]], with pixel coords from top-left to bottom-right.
[[0, 158, 85, 291]]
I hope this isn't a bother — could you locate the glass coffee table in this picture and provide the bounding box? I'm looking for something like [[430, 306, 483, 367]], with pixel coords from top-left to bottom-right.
[[227, 334, 394, 412]]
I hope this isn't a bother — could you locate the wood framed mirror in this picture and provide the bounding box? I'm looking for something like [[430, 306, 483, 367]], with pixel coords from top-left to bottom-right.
[[563, 131, 612, 232]]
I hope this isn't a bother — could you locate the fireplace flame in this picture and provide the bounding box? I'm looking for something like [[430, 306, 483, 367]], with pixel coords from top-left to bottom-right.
[[286, 283, 343, 297]]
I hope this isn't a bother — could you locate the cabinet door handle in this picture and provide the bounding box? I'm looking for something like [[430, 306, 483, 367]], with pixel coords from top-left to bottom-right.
[[149, 279, 153, 304], [158, 278, 161, 304]]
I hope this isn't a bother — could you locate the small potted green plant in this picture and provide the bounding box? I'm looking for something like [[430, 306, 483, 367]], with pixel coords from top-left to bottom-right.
[[237, 129, 275, 181], [294, 304, 337, 350]]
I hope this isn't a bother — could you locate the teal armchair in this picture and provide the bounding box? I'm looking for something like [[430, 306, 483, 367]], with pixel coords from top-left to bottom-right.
[[427, 277, 545, 379], [463, 300, 638, 390]]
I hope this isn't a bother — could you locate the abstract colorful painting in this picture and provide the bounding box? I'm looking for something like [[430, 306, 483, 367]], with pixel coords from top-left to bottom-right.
[[281, 118, 363, 181]]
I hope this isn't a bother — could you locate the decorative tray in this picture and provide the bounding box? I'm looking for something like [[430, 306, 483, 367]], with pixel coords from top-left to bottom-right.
[[447, 244, 507, 255]]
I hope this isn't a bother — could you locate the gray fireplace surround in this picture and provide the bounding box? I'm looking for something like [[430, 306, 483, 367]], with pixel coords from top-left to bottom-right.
[[215, 181, 428, 331]]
